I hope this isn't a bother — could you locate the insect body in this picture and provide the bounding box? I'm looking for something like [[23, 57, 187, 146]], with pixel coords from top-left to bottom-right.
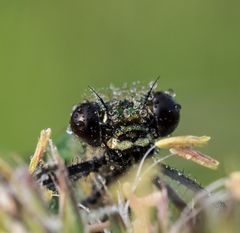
[[66, 82, 181, 204]]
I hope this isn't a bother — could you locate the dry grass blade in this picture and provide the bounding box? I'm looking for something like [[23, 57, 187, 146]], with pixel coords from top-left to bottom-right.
[[123, 182, 168, 233], [170, 148, 219, 169], [0, 166, 61, 233], [0, 157, 12, 181], [156, 135, 219, 169], [155, 135, 210, 148], [29, 128, 51, 174], [48, 140, 85, 233]]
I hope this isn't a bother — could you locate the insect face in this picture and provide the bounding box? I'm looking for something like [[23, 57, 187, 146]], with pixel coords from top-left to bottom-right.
[[70, 88, 181, 157]]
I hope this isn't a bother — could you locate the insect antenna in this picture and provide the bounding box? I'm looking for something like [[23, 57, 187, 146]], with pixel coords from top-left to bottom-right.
[[143, 76, 160, 105], [88, 86, 109, 113]]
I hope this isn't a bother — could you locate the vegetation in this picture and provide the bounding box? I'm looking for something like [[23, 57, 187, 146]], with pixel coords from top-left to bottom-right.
[[0, 129, 239, 233]]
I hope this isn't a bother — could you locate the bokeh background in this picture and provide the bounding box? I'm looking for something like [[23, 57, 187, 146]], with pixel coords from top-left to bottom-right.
[[0, 0, 239, 184]]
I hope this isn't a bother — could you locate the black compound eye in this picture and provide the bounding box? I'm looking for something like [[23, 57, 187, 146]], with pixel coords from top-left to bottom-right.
[[153, 91, 181, 137], [70, 102, 102, 146]]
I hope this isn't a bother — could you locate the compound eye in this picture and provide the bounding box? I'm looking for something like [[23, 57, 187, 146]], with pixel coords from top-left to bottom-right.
[[70, 102, 102, 146], [153, 91, 181, 137]]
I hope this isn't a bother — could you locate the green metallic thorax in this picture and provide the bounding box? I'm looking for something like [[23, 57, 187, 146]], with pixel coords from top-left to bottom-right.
[[103, 98, 153, 151]]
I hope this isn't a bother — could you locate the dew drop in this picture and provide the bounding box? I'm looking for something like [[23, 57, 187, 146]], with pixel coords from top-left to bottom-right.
[[148, 80, 157, 89], [66, 125, 73, 135], [123, 109, 130, 118], [140, 109, 148, 118], [177, 172, 182, 176], [165, 89, 176, 98]]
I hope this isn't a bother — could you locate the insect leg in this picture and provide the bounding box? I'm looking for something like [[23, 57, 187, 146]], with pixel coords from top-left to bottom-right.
[[38, 155, 106, 190], [67, 156, 106, 181], [153, 176, 187, 211], [160, 163, 205, 193]]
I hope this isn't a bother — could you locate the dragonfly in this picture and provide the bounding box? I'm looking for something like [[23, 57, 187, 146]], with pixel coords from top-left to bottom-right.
[[31, 79, 219, 215]]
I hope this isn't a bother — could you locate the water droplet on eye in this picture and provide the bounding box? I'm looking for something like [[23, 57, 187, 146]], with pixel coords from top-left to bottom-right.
[[165, 89, 176, 98], [175, 104, 181, 110], [73, 112, 80, 119]]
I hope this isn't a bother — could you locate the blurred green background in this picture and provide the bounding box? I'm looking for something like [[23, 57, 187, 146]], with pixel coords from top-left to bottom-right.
[[0, 0, 239, 184]]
